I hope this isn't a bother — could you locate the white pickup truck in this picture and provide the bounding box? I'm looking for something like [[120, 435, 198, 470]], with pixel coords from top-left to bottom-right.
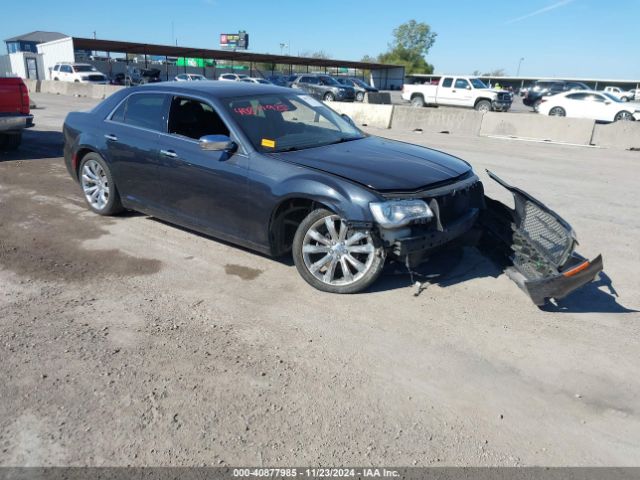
[[603, 86, 636, 102], [401, 76, 513, 112]]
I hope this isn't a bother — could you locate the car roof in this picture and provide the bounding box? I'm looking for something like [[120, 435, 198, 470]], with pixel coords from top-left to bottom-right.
[[136, 81, 292, 97]]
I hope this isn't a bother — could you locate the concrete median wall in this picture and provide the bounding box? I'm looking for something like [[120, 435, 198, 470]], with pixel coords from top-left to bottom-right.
[[391, 106, 484, 136], [591, 121, 640, 150], [480, 112, 596, 145], [326, 101, 394, 129], [39, 80, 123, 99]]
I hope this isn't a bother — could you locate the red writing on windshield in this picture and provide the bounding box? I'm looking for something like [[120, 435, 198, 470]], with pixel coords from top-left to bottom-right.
[[233, 103, 289, 115]]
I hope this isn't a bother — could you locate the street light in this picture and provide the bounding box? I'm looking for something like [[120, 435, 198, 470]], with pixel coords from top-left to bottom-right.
[[279, 42, 288, 55], [516, 57, 525, 77]]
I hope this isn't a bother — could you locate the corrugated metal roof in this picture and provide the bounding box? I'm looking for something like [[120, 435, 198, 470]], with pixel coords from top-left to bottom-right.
[[5, 31, 69, 43], [72, 37, 402, 71]]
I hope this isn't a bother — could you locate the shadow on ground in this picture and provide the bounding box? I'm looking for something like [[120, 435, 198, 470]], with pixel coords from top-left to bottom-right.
[[0, 129, 63, 161]]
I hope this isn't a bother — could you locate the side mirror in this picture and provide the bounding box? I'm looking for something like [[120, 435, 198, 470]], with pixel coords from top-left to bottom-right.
[[466, 86, 472, 90], [199, 134, 237, 152], [341, 113, 356, 127]]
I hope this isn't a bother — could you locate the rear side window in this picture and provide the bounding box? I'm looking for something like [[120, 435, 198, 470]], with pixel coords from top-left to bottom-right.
[[566, 93, 588, 101], [442, 77, 453, 88], [110, 93, 169, 132]]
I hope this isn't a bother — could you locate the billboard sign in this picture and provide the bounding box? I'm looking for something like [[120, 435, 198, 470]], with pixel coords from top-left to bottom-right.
[[219, 31, 249, 50]]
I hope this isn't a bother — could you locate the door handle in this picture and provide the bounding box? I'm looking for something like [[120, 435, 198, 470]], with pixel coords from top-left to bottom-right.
[[160, 149, 178, 158], [104, 134, 118, 141], [452, 89, 457, 93]]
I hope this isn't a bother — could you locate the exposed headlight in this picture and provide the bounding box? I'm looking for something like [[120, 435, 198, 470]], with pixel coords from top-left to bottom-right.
[[338, 88, 345, 93], [370, 199, 433, 229]]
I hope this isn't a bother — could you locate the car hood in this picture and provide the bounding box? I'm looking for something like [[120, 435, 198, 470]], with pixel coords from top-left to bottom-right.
[[270, 136, 471, 192]]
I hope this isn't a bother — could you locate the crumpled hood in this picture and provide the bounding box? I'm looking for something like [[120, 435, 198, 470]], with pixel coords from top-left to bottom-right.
[[270, 136, 471, 191]]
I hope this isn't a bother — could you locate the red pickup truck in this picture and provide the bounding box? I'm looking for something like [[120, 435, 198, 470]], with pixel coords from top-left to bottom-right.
[[0, 77, 34, 151]]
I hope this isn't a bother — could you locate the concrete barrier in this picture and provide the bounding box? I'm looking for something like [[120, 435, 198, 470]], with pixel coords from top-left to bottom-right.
[[480, 112, 595, 145], [39, 80, 124, 99], [365, 92, 391, 104], [325, 101, 394, 129], [391, 106, 484, 136], [591, 121, 640, 150], [23, 79, 41, 93]]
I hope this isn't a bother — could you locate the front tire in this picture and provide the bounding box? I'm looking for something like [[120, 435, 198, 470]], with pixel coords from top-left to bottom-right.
[[475, 99, 491, 113], [355, 91, 365, 102], [79, 153, 123, 215], [323, 92, 335, 102], [292, 209, 385, 294], [614, 111, 634, 122]]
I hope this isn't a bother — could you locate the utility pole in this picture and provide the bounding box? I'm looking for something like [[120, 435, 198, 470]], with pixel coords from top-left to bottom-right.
[[516, 57, 524, 77]]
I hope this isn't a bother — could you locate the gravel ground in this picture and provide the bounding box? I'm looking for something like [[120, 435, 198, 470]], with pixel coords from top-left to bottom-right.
[[0, 93, 639, 467]]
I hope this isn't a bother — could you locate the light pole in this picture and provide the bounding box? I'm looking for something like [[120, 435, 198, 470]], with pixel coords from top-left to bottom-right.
[[516, 57, 524, 77], [279, 42, 288, 55]]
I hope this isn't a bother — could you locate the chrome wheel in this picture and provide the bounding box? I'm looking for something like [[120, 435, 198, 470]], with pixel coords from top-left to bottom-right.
[[302, 215, 376, 287], [81, 159, 110, 210], [615, 111, 634, 122], [549, 107, 566, 117]]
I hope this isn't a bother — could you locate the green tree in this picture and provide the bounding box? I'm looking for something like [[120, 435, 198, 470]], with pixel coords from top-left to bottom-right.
[[374, 20, 437, 74]]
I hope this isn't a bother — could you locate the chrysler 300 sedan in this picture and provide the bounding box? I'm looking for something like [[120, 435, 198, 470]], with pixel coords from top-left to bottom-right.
[[63, 82, 602, 304]]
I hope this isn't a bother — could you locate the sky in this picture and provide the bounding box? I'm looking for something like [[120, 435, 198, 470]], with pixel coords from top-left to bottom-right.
[[2, 0, 639, 79]]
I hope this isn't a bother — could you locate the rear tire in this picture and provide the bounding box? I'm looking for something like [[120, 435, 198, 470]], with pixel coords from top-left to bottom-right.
[[0, 133, 21, 151], [614, 111, 634, 122], [475, 99, 491, 113], [292, 208, 385, 294], [355, 91, 365, 102], [78, 153, 124, 216], [323, 92, 335, 102], [410, 95, 425, 107], [549, 107, 566, 117]]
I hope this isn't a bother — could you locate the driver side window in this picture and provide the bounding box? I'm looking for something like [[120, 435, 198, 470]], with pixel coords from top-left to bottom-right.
[[168, 97, 230, 140]]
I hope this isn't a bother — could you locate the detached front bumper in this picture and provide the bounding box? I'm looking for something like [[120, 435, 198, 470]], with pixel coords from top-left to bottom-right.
[[379, 171, 602, 305], [480, 171, 603, 305]]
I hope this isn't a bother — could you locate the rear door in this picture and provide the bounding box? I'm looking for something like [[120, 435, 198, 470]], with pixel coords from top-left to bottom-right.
[[103, 92, 170, 207]]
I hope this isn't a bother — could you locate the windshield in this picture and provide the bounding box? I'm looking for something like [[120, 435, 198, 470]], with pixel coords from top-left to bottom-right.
[[603, 93, 622, 102], [469, 78, 487, 89], [73, 65, 96, 72], [224, 93, 365, 153], [352, 78, 370, 88], [319, 75, 340, 86]]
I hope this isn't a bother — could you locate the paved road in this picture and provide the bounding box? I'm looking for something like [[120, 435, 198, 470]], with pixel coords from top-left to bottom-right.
[[0, 93, 639, 466]]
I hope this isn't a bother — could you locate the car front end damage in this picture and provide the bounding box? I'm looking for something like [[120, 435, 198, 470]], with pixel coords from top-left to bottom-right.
[[369, 171, 603, 306]]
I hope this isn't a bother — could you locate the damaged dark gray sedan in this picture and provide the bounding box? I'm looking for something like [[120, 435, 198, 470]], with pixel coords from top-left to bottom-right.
[[63, 82, 602, 304]]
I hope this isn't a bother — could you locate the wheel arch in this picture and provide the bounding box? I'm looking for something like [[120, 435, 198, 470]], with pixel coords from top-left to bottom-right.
[[474, 97, 492, 107]]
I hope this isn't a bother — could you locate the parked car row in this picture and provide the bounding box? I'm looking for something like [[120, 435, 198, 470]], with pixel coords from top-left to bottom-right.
[[523, 79, 640, 123], [49, 63, 376, 102]]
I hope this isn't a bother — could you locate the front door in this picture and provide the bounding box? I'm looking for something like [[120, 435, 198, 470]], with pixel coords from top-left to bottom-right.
[[153, 96, 250, 240]]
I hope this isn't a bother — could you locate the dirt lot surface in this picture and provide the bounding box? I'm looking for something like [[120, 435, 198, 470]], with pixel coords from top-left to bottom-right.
[[1, 93, 639, 466]]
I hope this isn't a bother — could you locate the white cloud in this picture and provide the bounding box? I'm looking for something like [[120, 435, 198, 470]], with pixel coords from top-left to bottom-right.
[[505, 0, 576, 24]]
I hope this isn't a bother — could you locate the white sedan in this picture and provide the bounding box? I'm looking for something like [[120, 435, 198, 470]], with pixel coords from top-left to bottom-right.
[[174, 74, 207, 81], [538, 90, 640, 122], [240, 77, 273, 85]]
